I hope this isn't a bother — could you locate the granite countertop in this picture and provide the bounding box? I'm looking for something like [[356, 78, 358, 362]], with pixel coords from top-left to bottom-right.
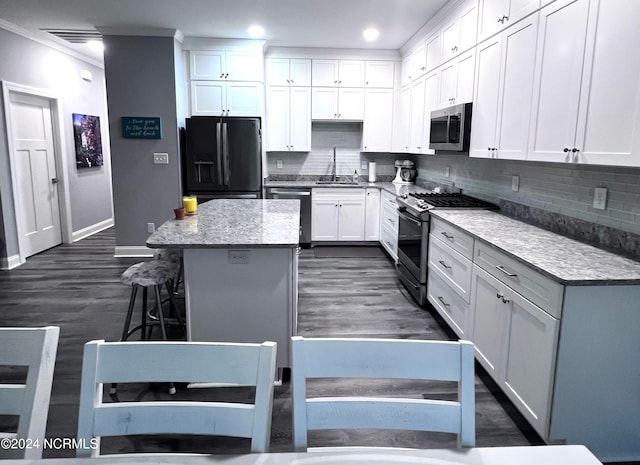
[[146, 199, 300, 249], [430, 210, 640, 285], [265, 180, 429, 196]]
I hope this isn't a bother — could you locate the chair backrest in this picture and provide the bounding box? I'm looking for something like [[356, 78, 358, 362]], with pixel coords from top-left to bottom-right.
[[0, 326, 60, 459], [76, 340, 277, 456], [291, 336, 475, 451]]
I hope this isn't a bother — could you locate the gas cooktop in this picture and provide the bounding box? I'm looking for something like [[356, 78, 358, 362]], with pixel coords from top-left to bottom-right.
[[397, 192, 499, 220]]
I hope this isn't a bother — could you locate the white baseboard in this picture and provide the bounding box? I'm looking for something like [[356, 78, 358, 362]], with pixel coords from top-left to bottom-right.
[[1, 254, 23, 270], [114, 246, 154, 258], [72, 218, 114, 242]]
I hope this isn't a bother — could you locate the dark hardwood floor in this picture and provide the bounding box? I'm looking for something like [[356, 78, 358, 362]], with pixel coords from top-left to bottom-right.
[[0, 228, 542, 457]]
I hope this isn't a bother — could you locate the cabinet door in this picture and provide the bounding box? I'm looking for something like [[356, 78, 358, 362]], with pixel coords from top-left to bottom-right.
[[226, 82, 262, 116], [337, 88, 364, 120], [441, 19, 460, 63], [393, 85, 411, 152], [469, 35, 502, 159], [190, 51, 224, 80], [289, 87, 312, 151], [438, 61, 457, 108], [365, 189, 381, 241], [471, 266, 509, 379], [527, 0, 590, 162], [507, 0, 541, 28], [191, 81, 225, 116], [312, 60, 339, 86], [428, 272, 473, 339], [495, 14, 538, 160], [408, 46, 427, 81], [290, 59, 312, 86], [312, 199, 339, 241], [339, 60, 365, 87], [458, 1, 479, 53], [266, 87, 290, 151], [365, 61, 395, 88], [311, 88, 338, 119], [501, 286, 559, 438], [478, 0, 508, 42], [425, 33, 442, 73], [455, 50, 476, 104], [422, 70, 440, 154], [266, 58, 291, 86], [225, 51, 263, 81], [363, 89, 393, 152], [574, 0, 640, 166], [338, 198, 366, 241], [409, 77, 426, 153]]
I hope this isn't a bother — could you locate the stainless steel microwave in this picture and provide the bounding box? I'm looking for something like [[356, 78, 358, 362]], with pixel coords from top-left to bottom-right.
[[429, 103, 472, 152]]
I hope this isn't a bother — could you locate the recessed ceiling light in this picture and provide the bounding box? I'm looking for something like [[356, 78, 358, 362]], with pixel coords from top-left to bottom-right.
[[363, 28, 380, 42], [86, 40, 103, 52], [247, 25, 265, 38]]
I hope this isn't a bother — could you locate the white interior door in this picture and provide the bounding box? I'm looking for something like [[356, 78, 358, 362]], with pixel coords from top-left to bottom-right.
[[8, 92, 61, 257]]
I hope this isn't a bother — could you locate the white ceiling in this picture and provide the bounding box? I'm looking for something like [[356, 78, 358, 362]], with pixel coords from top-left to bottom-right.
[[0, 0, 449, 62]]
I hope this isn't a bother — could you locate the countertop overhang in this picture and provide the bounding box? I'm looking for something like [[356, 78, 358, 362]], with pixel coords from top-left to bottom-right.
[[146, 199, 300, 249]]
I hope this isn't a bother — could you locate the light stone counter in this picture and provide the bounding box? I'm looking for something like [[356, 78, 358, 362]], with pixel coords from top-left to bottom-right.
[[264, 180, 430, 197], [430, 209, 640, 285], [146, 199, 300, 249]]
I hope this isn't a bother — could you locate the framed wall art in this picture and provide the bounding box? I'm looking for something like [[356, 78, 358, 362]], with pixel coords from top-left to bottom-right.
[[73, 113, 103, 168]]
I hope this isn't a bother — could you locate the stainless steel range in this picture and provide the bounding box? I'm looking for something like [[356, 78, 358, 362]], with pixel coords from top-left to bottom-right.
[[396, 192, 499, 306]]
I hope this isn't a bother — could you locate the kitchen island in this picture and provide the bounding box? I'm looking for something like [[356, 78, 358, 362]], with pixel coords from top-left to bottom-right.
[[147, 199, 300, 369]]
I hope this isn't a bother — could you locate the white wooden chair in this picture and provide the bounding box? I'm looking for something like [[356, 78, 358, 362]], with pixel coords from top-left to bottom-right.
[[291, 336, 475, 451], [76, 340, 277, 456], [0, 326, 60, 459]]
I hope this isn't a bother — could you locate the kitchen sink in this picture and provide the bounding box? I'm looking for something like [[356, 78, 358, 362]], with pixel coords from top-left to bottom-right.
[[315, 180, 359, 185]]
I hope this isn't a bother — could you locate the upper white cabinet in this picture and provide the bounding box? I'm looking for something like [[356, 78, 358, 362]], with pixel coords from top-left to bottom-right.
[[401, 45, 426, 86], [312, 60, 365, 87], [441, 0, 479, 62], [312, 87, 364, 120], [266, 58, 312, 86], [363, 88, 394, 152], [470, 14, 538, 159], [409, 76, 427, 153], [266, 86, 311, 152], [437, 49, 476, 109], [191, 81, 263, 117], [424, 33, 442, 74], [478, 0, 540, 42], [190, 50, 263, 81], [364, 61, 395, 88]]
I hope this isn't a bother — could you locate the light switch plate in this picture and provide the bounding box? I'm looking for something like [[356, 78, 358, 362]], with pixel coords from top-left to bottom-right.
[[229, 250, 250, 264], [361, 161, 368, 170], [276, 159, 284, 169], [593, 187, 607, 210], [153, 153, 169, 164], [445, 166, 450, 177], [511, 175, 519, 192]]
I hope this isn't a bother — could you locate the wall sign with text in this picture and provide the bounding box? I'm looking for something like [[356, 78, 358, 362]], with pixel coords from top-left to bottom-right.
[[121, 117, 162, 139]]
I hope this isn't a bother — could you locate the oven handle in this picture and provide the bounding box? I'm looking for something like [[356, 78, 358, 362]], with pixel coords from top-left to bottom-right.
[[397, 262, 421, 290], [397, 209, 423, 226]]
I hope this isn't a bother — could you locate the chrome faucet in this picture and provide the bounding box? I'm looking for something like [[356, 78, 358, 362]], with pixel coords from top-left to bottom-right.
[[332, 147, 337, 181]]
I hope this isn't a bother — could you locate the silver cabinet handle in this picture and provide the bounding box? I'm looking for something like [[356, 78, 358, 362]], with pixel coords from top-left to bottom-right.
[[496, 292, 510, 304], [437, 296, 450, 308], [440, 231, 454, 239], [438, 260, 452, 269], [495, 265, 517, 277]]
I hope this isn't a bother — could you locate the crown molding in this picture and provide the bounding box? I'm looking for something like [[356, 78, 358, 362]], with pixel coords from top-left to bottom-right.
[[97, 26, 182, 40], [264, 46, 400, 60], [0, 18, 104, 68]]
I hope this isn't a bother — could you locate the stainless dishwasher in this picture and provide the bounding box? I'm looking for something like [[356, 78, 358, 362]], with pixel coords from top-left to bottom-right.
[[265, 187, 311, 247]]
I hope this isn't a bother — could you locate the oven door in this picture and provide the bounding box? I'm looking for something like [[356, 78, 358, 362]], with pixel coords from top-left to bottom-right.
[[396, 209, 428, 284]]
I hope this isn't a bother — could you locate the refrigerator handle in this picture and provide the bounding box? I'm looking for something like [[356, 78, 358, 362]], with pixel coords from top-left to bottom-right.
[[222, 122, 230, 186], [216, 122, 223, 183]]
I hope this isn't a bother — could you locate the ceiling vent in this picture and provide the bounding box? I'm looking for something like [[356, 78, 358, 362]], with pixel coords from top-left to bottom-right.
[[41, 29, 102, 43]]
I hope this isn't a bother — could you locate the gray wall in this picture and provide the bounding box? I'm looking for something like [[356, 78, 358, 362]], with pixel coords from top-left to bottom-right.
[[103, 35, 182, 248], [0, 27, 113, 261]]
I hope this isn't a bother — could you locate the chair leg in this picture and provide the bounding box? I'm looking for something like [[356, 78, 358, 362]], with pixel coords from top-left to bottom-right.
[[121, 285, 139, 341], [165, 282, 186, 338], [141, 287, 148, 340], [154, 285, 176, 395]]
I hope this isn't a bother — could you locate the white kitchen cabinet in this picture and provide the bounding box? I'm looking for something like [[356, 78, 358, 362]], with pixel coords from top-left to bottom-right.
[[392, 84, 411, 152], [311, 87, 364, 120], [424, 33, 442, 73], [422, 69, 440, 154], [428, 272, 473, 339], [312, 59, 365, 87], [364, 61, 395, 88], [428, 235, 474, 304], [311, 189, 366, 241], [437, 49, 476, 109], [477, 0, 540, 42], [266, 58, 312, 86], [401, 45, 426, 87], [409, 76, 427, 153], [441, 0, 479, 62], [364, 188, 381, 241], [362, 88, 394, 152], [470, 14, 538, 159], [190, 50, 263, 81], [191, 81, 263, 117], [379, 189, 399, 260], [266, 86, 311, 152]]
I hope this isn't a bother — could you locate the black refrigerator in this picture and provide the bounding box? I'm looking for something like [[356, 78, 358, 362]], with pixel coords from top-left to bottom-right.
[[183, 117, 262, 200]]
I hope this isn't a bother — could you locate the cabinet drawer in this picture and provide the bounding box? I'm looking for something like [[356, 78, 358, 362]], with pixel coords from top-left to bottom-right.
[[430, 217, 474, 260], [380, 222, 398, 260], [427, 272, 472, 339], [382, 202, 399, 232], [474, 241, 564, 318], [428, 236, 473, 303]]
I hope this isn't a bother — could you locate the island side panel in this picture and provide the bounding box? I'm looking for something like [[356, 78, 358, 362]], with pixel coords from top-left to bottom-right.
[[183, 247, 296, 368]]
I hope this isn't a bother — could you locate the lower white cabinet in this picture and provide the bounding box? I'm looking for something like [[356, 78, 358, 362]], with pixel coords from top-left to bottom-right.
[[191, 81, 263, 117], [364, 188, 381, 241], [311, 189, 366, 241], [379, 190, 399, 259]]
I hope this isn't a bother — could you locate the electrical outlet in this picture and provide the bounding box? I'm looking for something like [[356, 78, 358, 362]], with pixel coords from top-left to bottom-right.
[[276, 159, 284, 169], [228, 250, 250, 264], [147, 222, 155, 233], [153, 153, 169, 164], [361, 161, 368, 170], [593, 187, 608, 210], [512, 175, 520, 192], [445, 166, 450, 178]]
